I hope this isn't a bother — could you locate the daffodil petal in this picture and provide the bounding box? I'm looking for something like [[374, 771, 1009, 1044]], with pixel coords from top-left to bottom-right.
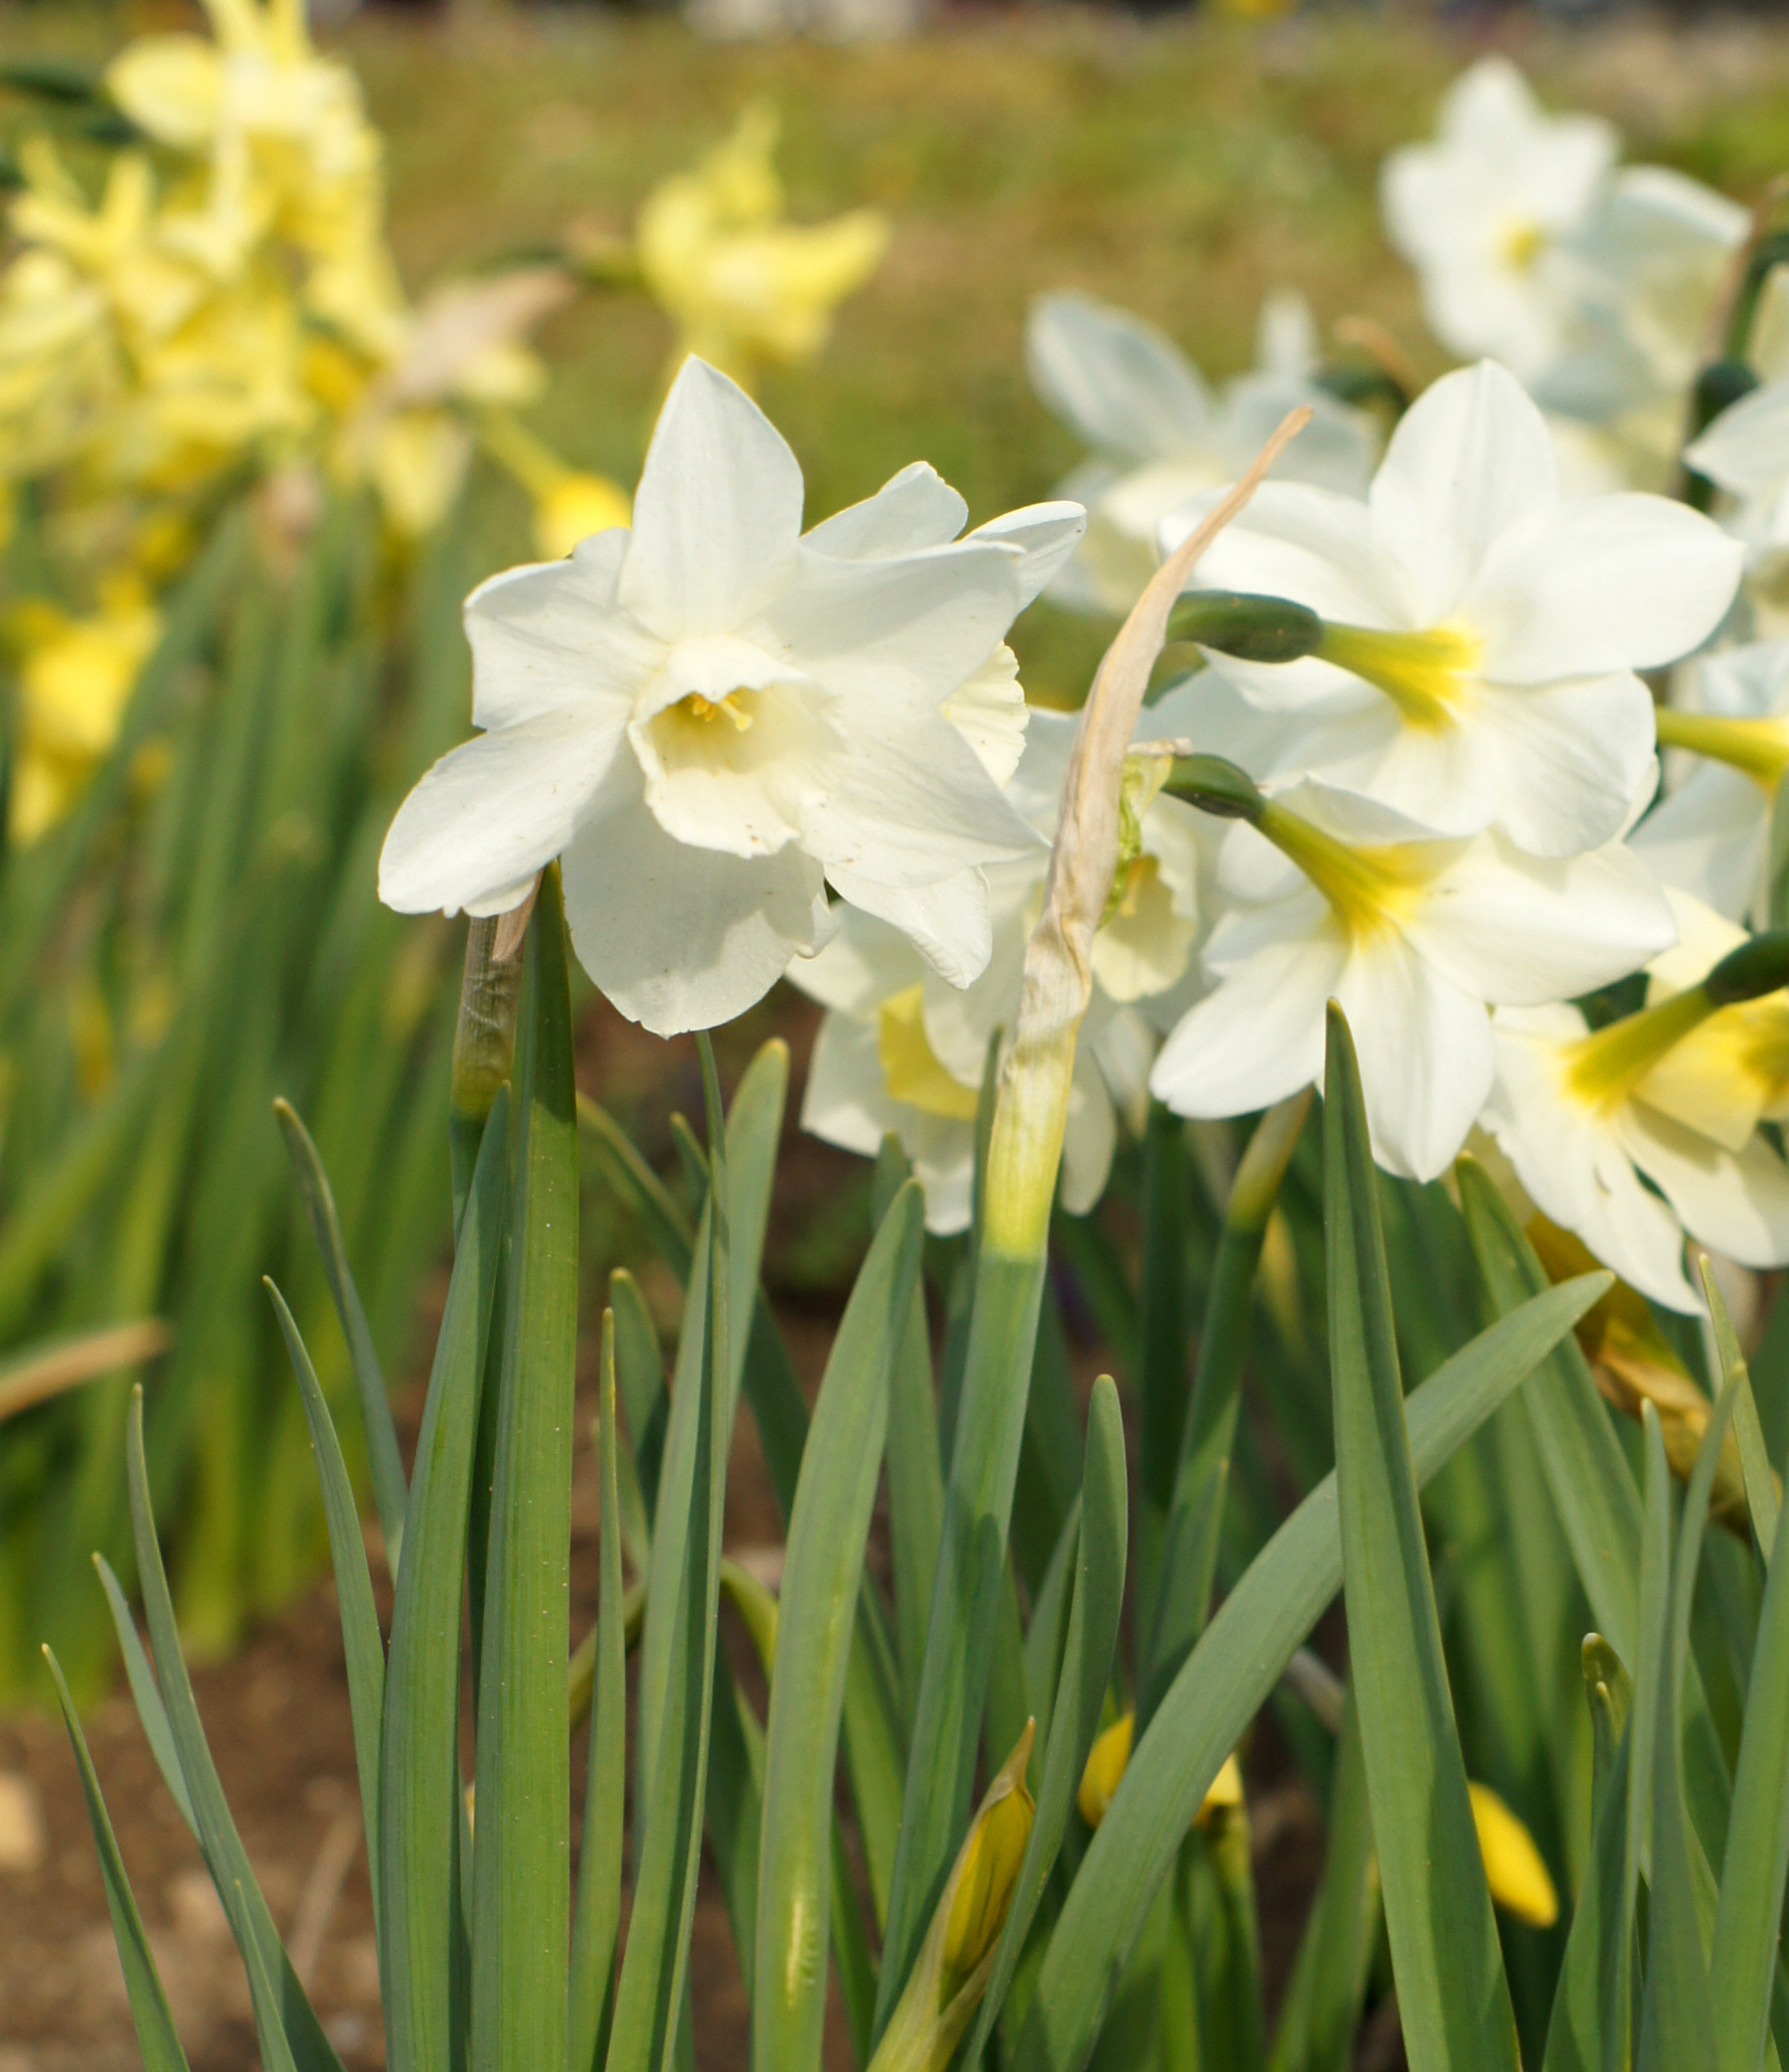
[[1027, 292, 1215, 468]]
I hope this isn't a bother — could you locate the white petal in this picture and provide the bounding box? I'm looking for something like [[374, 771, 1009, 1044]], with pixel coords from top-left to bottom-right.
[[1631, 762, 1768, 921], [1463, 671, 1659, 859], [1059, 1052, 1118, 1216], [1151, 917, 1344, 1120], [1619, 1106, 1789, 1272], [1483, 1008, 1700, 1312], [941, 646, 1028, 788], [1334, 938, 1493, 1182], [379, 707, 624, 917], [800, 1011, 899, 1157], [968, 501, 1089, 606], [1368, 363, 1558, 626], [826, 864, 995, 989], [754, 539, 1024, 707], [1695, 639, 1789, 720], [802, 461, 968, 559], [1467, 494, 1742, 682], [463, 531, 657, 731], [785, 908, 924, 1016], [1686, 375, 1789, 498], [1167, 481, 1408, 630], [1409, 833, 1676, 1007], [560, 764, 826, 1036], [1026, 292, 1214, 466], [618, 358, 804, 641]]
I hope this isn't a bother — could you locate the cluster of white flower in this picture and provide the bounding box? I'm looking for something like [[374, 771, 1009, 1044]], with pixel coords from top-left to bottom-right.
[[382, 57, 1789, 1313]]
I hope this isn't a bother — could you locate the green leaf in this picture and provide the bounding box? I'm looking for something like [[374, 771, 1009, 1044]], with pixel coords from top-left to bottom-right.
[[92, 1554, 194, 1834], [1637, 1388, 1732, 2072], [274, 1098, 408, 1572], [1701, 1259, 1780, 1560], [471, 872, 580, 2072], [1543, 1675, 1632, 2072], [965, 1374, 1128, 2071], [607, 1053, 731, 2072], [1141, 1095, 1306, 1733], [878, 1138, 946, 1731], [570, 1315, 628, 2072], [45, 1646, 191, 2072], [754, 1181, 924, 2072], [1012, 1271, 1606, 2072], [264, 1281, 387, 1935], [1323, 1006, 1520, 2072], [578, 1094, 694, 1277], [380, 1085, 508, 2072], [1138, 1100, 1191, 1529], [1712, 1375, 1789, 2072], [610, 1267, 668, 1521], [875, 1237, 1050, 2040], [122, 1391, 346, 2072]]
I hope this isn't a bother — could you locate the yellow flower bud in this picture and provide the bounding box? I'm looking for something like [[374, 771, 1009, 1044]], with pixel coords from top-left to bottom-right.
[[1077, 1713, 1133, 1829], [1468, 1782, 1557, 1928], [942, 1764, 1034, 1992]]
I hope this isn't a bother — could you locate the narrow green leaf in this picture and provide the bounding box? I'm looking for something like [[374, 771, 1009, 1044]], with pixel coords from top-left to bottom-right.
[[1638, 1387, 1734, 2072], [1713, 1379, 1789, 2072], [274, 1097, 408, 1571], [92, 1554, 195, 1834], [1701, 1258, 1780, 1560], [264, 1280, 387, 1935], [1323, 1006, 1520, 2072], [754, 1181, 924, 2072], [578, 1094, 693, 1277], [1012, 1271, 1606, 2072], [45, 1646, 191, 2072], [1138, 1100, 1190, 1529], [237, 1881, 301, 2072], [965, 1373, 1128, 2072], [608, 1049, 731, 2072], [380, 1086, 508, 2072], [1142, 1094, 1307, 1733], [610, 1267, 668, 1520], [123, 1391, 346, 2072], [570, 1315, 628, 2072], [470, 874, 580, 2072], [878, 1138, 946, 1730]]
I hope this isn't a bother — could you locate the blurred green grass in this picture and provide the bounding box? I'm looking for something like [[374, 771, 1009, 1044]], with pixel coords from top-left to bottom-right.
[[15, 4, 1789, 693]]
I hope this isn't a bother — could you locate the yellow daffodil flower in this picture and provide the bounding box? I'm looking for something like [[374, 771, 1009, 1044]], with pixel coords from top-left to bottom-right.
[[637, 102, 889, 391], [6, 576, 160, 845], [1075, 1712, 1242, 1833]]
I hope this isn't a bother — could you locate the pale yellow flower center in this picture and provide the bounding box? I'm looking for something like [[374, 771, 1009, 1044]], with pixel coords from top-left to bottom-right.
[[1499, 219, 1546, 272], [1318, 621, 1483, 731], [878, 984, 980, 1122], [677, 689, 754, 732], [1258, 801, 1433, 941], [1654, 707, 1789, 791], [1564, 987, 1717, 1114]]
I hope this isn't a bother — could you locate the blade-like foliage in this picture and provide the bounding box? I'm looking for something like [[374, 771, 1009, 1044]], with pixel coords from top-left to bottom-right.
[[1323, 1006, 1520, 2072], [753, 1180, 924, 2072]]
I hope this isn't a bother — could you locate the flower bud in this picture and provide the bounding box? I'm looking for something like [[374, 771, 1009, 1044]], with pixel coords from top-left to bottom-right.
[[1702, 926, 1789, 1008], [941, 1763, 1034, 1993], [1076, 1714, 1133, 1829], [1468, 1782, 1558, 1928], [1167, 589, 1322, 665], [1164, 753, 1265, 824]]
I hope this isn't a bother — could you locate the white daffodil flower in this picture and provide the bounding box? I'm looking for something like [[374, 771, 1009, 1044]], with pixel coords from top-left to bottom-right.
[[1381, 57, 1616, 380], [1166, 361, 1742, 858], [791, 709, 1208, 1232], [1026, 288, 1378, 615], [379, 358, 1084, 1036], [1150, 772, 1676, 1184], [1483, 988, 1789, 1315], [1633, 640, 1789, 923], [1536, 166, 1750, 485]]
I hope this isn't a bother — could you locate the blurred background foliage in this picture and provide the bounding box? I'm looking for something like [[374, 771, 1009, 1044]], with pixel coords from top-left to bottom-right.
[[4, 0, 1789, 1710]]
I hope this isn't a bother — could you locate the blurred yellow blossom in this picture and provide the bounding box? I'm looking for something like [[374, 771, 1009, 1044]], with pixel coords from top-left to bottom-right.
[[6, 576, 160, 845], [1467, 1783, 1558, 1928], [637, 103, 888, 390], [476, 402, 631, 558], [1075, 1713, 1241, 1833]]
